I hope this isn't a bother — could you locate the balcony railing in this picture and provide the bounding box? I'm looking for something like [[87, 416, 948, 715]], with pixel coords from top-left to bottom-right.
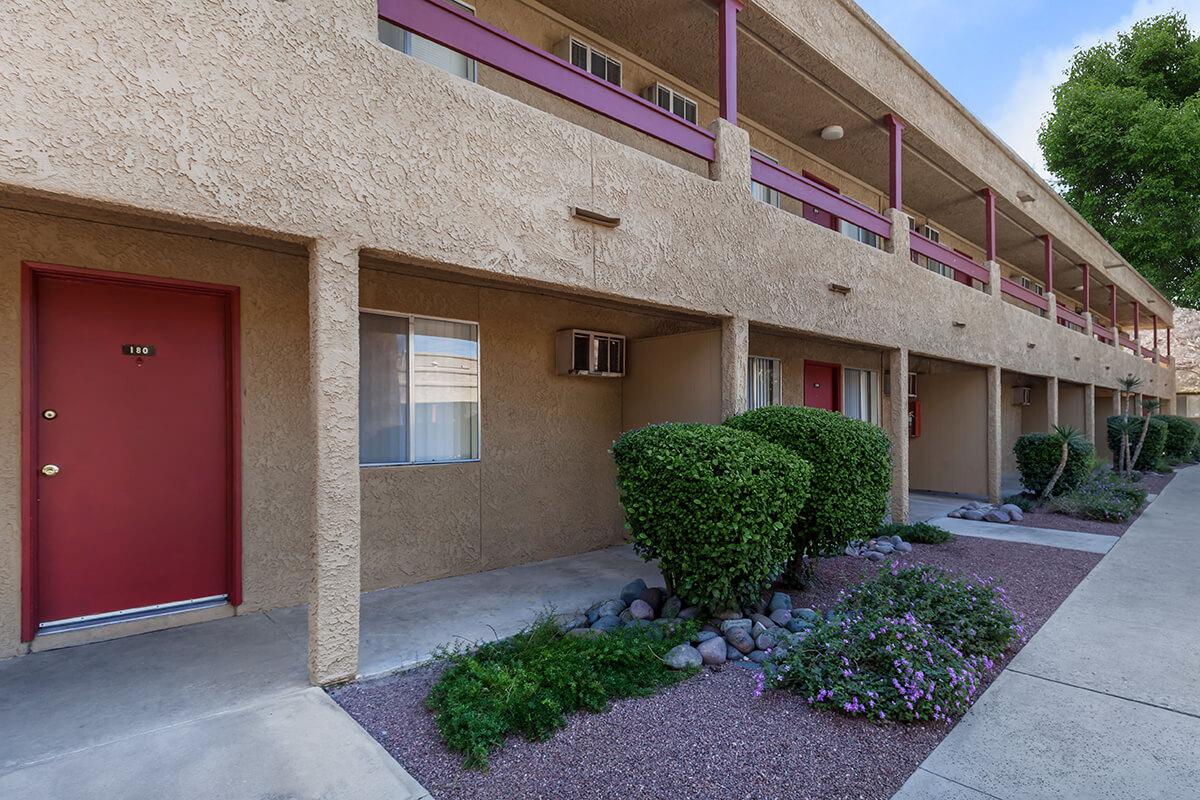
[[1094, 326, 1114, 344], [910, 233, 990, 285], [1056, 305, 1088, 329], [1141, 346, 1157, 360], [1119, 335, 1137, 352], [378, 0, 717, 162], [999, 277, 1049, 312], [749, 154, 892, 241]]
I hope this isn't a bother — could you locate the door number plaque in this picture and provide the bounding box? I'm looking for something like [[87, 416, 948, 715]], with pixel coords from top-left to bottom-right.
[[122, 344, 156, 356]]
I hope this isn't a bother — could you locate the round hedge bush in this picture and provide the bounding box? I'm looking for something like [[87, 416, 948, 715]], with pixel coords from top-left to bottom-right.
[[611, 423, 812, 611], [1106, 415, 1168, 471], [724, 406, 891, 561], [1154, 415, 1200, 461], [1013, 432, 1093, 497]]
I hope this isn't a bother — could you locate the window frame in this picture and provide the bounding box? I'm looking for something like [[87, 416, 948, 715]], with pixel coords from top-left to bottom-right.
[[746, 355, 783, 410], [380, 0, 478, 82], [358, 308, 482, 468], [750, 150, 782, 208], [567, 37, 623, 87], [647, 82, 698, 125]]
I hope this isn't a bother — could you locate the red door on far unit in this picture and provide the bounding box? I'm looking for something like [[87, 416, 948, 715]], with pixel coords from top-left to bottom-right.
[[803, 361, 840, 412], [30, 269, 237, 632]]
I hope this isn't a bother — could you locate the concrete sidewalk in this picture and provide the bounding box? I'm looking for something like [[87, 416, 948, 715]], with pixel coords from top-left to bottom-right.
[[0, 544, 659, 799], [893, 466, 1200, 799], [929, 515, 1119, 553]]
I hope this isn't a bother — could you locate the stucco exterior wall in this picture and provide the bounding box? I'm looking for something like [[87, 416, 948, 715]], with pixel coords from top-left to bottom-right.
[[1060, 383, 1087, 433], [622, 329, 722, 430], [0, 207, 311, 658], [357, 267, 706, 590], [909, 370, 989, 497]]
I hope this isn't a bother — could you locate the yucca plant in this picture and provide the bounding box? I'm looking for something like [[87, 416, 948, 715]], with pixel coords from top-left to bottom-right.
[[1116, 375, 1143, 476], [1129, 397, 1163, 474], [1041, 424, 1086, 501]]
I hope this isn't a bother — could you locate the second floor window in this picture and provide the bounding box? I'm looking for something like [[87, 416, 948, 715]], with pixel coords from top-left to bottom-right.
[[378, 1, 477, 82], [566, 38, 622, 87], [750, 150, 782, 208]]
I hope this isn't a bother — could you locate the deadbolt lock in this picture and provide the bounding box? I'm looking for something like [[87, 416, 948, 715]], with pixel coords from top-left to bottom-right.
[[42, 409, 57, 420], [41, 464, 60, 477]]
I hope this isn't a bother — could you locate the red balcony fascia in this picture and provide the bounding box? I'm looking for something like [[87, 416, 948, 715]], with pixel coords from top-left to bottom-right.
[[378, 0, 717, 162], [1094, 326, 1114, 344], [750, 154, 892, 240], [1000, 277, 1049, 311], [1056, 305, 1088, 329]]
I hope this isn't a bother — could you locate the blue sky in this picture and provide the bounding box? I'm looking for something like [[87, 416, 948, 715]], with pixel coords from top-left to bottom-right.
[[854, 0, 1200, 177]]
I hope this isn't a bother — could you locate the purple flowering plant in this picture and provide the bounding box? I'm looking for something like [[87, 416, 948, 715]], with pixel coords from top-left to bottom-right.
[[762, 564, 1025, 725]]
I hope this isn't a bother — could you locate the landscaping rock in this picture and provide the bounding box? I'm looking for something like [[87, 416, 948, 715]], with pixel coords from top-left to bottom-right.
[[733, 660, 762, 670], [962, 510, 985, 521], [1000, 504, 1025, 521], [750, 613, 776, 630], [561, 614, 589, 632], [677, 606, 700, 620], [619, 579, 647, 607], [594, 599, 625, 620], [694, 630, 719, 643], [772, 645, 789, 660], [889, 535, 903, 547], [591, 615, 621, 633], [748, 649, 771, 664], [894, 541, 913, 553], [751, 621, 768, 640], [660, 596, 682, 620], [844, 544, 861, 557], [768, 591, 792, 613], [873, 541, 894, 554], [618, 609, 634, 624], [719, 619, 752, 635], [629, 599, 655, 620], [567, 627, 601, 638], [696, 636, 727, 666], [724, 627, 755, 654], [865, 551, 885, 562], [785, 618, 813, 634], [948, 509, 963, 518], [755, 631, 779, 651], [769, 608, 792, 626], [714, 608, 743, 621], [984, 509, 1011, 523], [794, 608, 819, 622], [639, 587, 665, 614], [663, 644, 703, 670], [726, 642, 743, 662], [700, 623, 721, 636]]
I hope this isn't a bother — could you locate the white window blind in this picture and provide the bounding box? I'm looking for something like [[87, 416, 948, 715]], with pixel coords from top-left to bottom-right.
[[747, 356, 782, 410], [378, 2, 477, 82], [843, 368, 879, 425]]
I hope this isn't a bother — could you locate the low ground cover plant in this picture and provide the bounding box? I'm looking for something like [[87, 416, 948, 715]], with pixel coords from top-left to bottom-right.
[[876, 521, 953, 544], [725, 406, 891, 568], [427, 616, 698, 769], [764, 565, 1020, 725], [1046, 470, 1148, 522], [1014, 432, 1093, 497], [612, 423, 811, 611]]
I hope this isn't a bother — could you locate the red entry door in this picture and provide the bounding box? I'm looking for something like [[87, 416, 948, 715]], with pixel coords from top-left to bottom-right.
[[804, 361, 840, 412], [31, 269, 236, 630]]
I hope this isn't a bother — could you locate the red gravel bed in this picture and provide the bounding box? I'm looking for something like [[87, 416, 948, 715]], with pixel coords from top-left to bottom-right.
[[1016, 470, 1176, 536], [332, 536, 1100, 800]]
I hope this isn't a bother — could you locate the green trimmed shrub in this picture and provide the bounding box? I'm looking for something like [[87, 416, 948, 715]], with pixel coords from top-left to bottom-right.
[[876, 521, 953, 544], [1013, 433, 1093, 497], [724, 406, 891, 561], [612, 423, 811, 611], [1046, 470, 1148, 522], [1191, 436, 1200, 463], [426, 616, 697, 769], [1106, 416, 1168, 471], [1155, 415, 1200, 461]]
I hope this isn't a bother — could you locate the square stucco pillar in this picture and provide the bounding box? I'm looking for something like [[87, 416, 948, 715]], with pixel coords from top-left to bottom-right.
[[708, 118, 750, 187], [1111, 390, 1122, 418], [1083, 384, 1096, 442], [986, 365, 1002, 504], [886, 208, 910, 261], [721, 316, 749, 420], [1046, 376, 1060, 429], [308, 240, 362, 686], [985, 260, 1002, 296], [887, 348, 910, 523]]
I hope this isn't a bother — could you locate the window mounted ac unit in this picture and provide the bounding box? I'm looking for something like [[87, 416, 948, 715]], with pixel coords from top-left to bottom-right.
[[882, 371, 919, 397], [556, 329, 625, 377], [1012, 386, 1033, 407]]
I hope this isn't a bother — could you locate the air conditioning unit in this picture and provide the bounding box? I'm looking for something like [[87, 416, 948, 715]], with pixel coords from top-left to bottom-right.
[[1012, 386, 1033, 407], [908, 219, 941, 243], [556, 329, 625, 377], [882, 371, 919, 397]]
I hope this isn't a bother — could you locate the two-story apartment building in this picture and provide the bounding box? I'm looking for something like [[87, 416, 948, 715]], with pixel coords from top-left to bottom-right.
[[0, 0, 1176, 684]]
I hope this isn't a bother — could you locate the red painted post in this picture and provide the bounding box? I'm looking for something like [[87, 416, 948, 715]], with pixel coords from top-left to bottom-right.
[[1042, 235, 1054, 293], [718, 0, 744, 124], [1080, 263, 1090, 312], [885, 114, 904, 210], [981, 188, 996, 262]]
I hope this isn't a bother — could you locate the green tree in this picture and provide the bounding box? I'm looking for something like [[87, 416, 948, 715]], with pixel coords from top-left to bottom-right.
[[1039, 14, 1200, 305]]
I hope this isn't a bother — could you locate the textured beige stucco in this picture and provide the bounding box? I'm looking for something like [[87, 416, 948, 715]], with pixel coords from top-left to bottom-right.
[[622, 329, 722, 430], [721, 317, 750, 420], [1059, 383, 1087, 435], [0, 207, 311, 659], [886, 349, 909, 522], [986, 365, 1002, 503], [909, 370, 988, 497]]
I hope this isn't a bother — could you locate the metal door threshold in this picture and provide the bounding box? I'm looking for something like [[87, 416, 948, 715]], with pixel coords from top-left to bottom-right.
[[38, 595, 229, 634]]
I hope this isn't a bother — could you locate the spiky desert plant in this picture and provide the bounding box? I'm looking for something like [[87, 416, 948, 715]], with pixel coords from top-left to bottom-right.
[[1129, 398, 1163, 473], [1040, 425, 1086, 501], [1116, 375, 1143, 475]]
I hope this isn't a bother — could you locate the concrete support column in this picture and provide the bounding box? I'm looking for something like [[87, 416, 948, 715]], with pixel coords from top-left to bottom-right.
[[887, 348, 910, 523], [1110, 325, 1120, 348], [1083, 384, 1096, 442], [985, 260, 1002, 297], [1046, 376, 1060, 429], [886, 208, 910, 262], [1044, 291, 1057, 322], [307, 240, 362, 686], [1111, 390, 1122, 418], [720, 316, 749, 420], [986, 365, 1002, 504], [1084, 312, 1094, 337], [708, 118, 750, 186]]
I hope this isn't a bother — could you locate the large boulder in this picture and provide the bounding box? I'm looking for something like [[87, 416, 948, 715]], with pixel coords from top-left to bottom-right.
[[663, 644, 703, 670], [696, 636, 727, 666]]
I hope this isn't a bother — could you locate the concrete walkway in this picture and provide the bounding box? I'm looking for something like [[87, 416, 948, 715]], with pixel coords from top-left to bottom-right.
[[0, 544, 659, 799], [929, 515, 1119, 554], [893, 466, 1200, 799]]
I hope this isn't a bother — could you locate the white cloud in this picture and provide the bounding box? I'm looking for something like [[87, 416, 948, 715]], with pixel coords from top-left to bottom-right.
[[989, 1, 1200, 180]]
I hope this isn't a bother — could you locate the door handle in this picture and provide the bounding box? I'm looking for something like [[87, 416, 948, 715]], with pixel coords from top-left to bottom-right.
[[41, 464, 60, 477]]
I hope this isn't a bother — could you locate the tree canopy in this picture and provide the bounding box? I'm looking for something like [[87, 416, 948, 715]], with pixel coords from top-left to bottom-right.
[[1039, 13, 1200, 307]]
